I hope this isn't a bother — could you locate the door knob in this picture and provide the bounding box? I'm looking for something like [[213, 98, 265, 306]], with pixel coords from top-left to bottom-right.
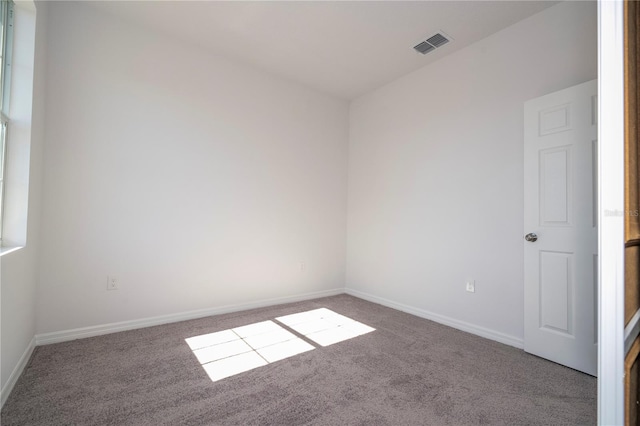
[[524, 233, 538, 242]]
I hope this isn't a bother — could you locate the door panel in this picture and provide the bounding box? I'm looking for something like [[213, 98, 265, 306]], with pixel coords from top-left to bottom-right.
[[539, 146, 571, 225], [539, 250, 573, 335]]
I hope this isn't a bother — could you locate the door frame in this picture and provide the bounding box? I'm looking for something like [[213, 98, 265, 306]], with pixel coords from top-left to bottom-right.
[[598, 0, 625, 424]]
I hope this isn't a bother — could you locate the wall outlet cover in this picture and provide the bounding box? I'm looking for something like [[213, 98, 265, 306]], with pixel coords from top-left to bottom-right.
[[107, 276, 119, 291], [466, 281, 475, 293]]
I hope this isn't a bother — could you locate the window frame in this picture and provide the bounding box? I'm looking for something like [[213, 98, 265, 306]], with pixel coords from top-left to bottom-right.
[[0, 0, 14, 242]]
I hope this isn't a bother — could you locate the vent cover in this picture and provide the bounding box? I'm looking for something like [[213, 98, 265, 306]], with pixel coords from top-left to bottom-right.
[[413, 32, 451, 55], [413, 41, 435, 54], [426, 33, 449, 48]]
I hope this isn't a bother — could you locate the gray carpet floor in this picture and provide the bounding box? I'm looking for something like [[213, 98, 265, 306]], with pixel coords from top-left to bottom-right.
[[1, 294, 596, 425]]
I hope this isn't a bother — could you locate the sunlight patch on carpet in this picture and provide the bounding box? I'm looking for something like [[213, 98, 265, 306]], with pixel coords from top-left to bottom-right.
[[186, 320, 313, 382], [276, 308, 375, 347], [186, 309, 375, 382]]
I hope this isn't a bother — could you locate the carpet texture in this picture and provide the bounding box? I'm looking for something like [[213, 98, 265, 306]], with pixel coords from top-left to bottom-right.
[[1, 295, 596, 425]]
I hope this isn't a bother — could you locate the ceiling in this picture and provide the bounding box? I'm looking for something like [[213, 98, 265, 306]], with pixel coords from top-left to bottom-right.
[[89, 1, 559, 100]]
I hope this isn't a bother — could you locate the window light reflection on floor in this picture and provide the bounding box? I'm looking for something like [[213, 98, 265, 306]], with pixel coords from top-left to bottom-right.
[[276, 308, 375, 347], [185, 308, 375, 382]]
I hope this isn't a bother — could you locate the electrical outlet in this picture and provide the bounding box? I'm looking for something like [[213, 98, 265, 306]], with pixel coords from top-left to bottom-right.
[[466, 280, 475, 293], [107, 276, 119, 291]]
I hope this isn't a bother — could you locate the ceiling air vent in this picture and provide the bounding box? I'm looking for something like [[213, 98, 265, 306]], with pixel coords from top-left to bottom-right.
[[426, 33, 449, 48], [413, 41, 435, 55], [413, 32, 451, 55]]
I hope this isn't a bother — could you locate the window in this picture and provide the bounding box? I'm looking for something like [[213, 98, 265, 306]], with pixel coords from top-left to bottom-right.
[[0, 0, 13, 241]]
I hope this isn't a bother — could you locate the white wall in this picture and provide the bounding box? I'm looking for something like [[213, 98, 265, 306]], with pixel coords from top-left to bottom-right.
[[37, 2, 349, 334], [1, 0, 45, 399], [346, 1, 597, 343]]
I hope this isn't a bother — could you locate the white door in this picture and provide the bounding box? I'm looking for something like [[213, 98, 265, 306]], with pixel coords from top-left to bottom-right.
[[523, 79, 598, 376]]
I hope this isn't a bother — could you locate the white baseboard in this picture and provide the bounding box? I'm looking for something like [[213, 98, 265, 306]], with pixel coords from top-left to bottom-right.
[[5, 288, 520, 409], [35, 288, 344, 346], [345, 288, 524, 349], [1, 336, 36, 409]]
